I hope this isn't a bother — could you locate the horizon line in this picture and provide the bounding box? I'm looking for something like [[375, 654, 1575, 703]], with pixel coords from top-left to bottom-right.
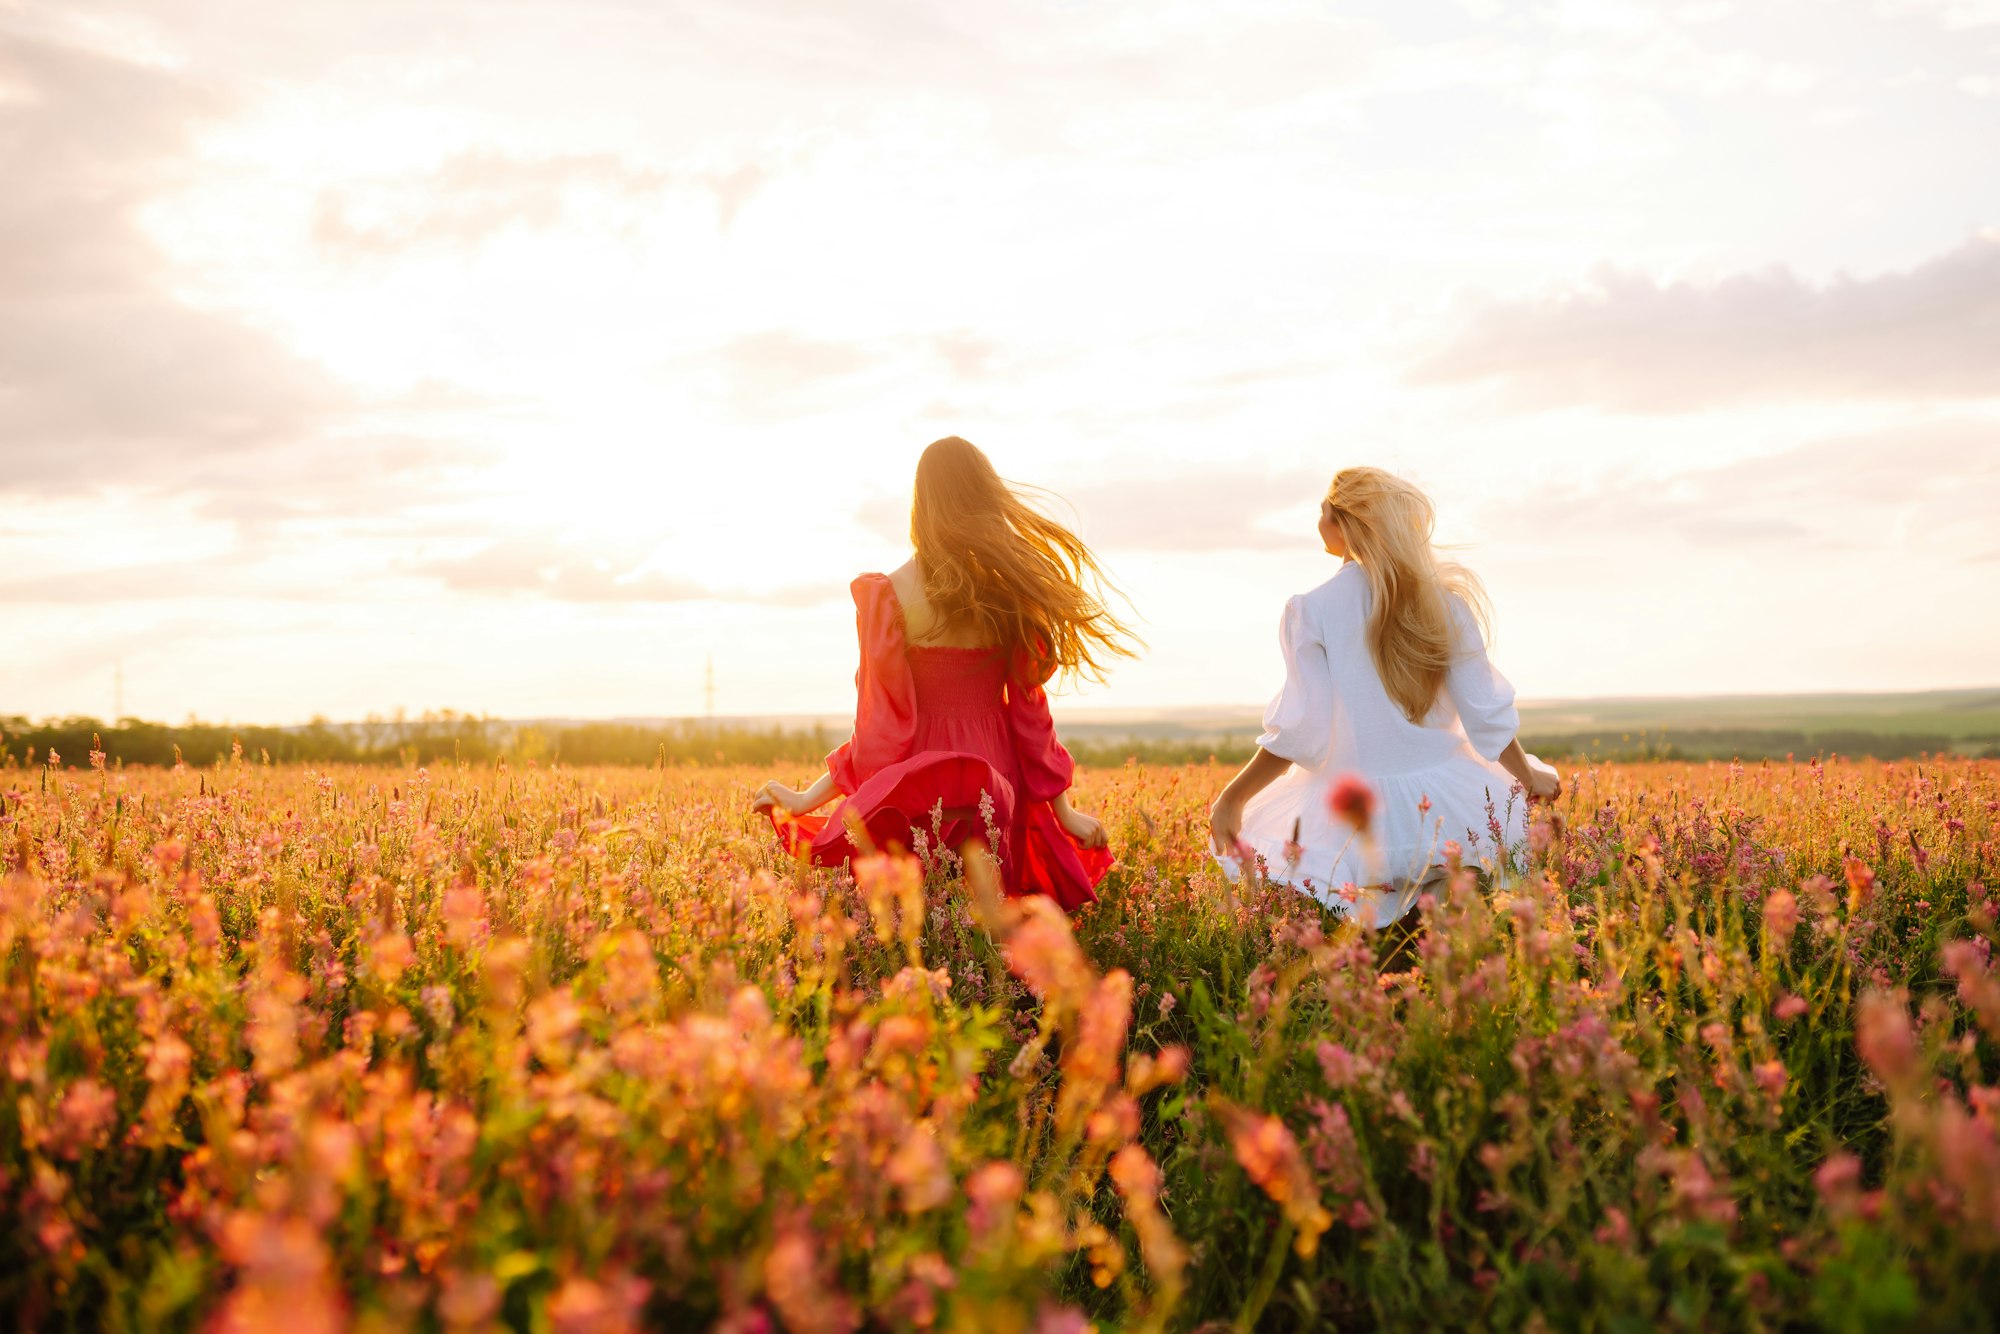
[[6, 683, 1997, 731]]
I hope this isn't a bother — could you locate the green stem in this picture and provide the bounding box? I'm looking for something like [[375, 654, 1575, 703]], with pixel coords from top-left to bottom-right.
[[1235, 1219, 1296, 1334]]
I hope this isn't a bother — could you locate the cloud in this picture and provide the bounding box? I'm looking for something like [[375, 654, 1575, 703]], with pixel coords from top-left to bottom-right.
[[677, 328, 1003, 421], [0, 557, 302, 603], [857, 465, 1331, 553], [0, 32, 354, 492], [932, 332, 1000, 380], [1878, 0, 2000, 31], [413, 536, 831, 605], [180, 434, 494, 535], [683, 329, 889, 420], [1411, 235, 2000, 412], [1508, 419, 2000, 557], [716, 329, 880, 383], [311, 148, 780, 257], [1065, 469, 1331, 552], [0, 561, 221, 603]]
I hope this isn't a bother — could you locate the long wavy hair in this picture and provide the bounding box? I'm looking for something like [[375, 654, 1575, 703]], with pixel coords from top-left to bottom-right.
[[910, 437, 1138, 685], [1325, 467, 1492, 725]]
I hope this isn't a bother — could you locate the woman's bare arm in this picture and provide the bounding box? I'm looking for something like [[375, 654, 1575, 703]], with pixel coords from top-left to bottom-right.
[[752, 770, 838, 816], [1208, 747, 1294, 854]]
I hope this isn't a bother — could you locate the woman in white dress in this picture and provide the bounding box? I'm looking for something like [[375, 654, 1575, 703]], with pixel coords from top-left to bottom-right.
[[1208, 467, 1561, 927]]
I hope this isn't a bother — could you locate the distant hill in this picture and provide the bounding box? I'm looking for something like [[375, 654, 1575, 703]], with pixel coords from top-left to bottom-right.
[[1511, 688, 2000, 762], [1056, 689, 2000, 762], [1514, 687, 2000, 739]]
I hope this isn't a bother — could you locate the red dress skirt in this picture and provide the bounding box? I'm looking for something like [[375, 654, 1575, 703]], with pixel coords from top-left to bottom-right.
[[765, 573, 1109, 912]]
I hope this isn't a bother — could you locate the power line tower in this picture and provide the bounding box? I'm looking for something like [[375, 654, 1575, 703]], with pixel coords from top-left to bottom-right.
[[704, 655, 716, 721]]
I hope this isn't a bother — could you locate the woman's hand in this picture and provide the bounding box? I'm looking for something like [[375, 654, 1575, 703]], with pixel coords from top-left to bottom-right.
[[1525, 764, 1562, 803], [1209, 795, 1245, 857], [1500, 741, 1563, 805], [1209, 748, 1289, 857], [751, 780, 805, 816], [1056, 802, 1109, 850]]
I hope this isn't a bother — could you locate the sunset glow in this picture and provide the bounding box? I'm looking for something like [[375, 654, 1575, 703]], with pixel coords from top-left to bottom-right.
[[5, 0, 1997, 723]]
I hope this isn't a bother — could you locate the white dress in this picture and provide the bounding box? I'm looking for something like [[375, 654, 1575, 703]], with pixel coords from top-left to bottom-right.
[[1220, 561, 1534, 927]]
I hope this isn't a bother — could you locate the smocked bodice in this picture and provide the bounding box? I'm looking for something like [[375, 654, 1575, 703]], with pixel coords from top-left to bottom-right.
[[908, 645, 1007, 718]]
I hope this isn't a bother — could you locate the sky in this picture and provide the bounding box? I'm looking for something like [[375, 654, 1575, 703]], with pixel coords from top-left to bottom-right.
[[3, 0, 1997, 725]]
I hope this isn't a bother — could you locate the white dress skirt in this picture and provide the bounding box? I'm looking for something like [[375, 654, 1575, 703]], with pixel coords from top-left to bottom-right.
[[1217, 562, 1546, 928]]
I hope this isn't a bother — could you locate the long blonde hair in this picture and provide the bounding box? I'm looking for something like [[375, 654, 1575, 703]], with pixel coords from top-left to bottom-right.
[[1325, 467, 1492, 725], [911, 437, 1139, 685]]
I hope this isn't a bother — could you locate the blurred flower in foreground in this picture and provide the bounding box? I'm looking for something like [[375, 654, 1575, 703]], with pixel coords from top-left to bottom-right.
[[1326, 774, 1377, 836], [1211, 1099, 1333, 1257]]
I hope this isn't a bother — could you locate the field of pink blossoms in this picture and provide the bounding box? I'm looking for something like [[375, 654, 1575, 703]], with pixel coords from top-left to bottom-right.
[[2, 753, 1997, 1332]]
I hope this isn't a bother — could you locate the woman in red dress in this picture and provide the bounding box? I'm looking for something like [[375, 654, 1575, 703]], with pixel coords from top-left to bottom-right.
[[751, 437, 1137, 912]]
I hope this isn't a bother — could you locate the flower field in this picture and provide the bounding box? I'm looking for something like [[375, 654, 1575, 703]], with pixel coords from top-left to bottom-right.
[[2, 754, 1997, 1332]]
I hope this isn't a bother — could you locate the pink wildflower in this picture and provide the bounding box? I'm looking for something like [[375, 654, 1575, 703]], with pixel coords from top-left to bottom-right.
[[1068, 970, 1134, 1091], [1594, 1206, 1632, 1247], [965, 1161, 1025, 1236], [764, 1223, 859, 1334], [1843, 856, 1876, 913], [1799, 874, 1838, 915], [1125, 1044, 1190, 1096], [54, 1079, 118, 1158], [1003, 898, 1092, 1006], [1109, 1144, 1189, 1298], [1942, 939, 2000, 1042], [1316, 1041, 1365, 1090], [370, 930, 414, 986], [1669, 1150, 1738, 1226], [1814, 1150, 1863, 1215], [1855, 990, 1917, 1086], [213, 1215, 344, 1334], [1753, 1059, 1788, 1103], [854, 851, 923, 945], [1033, 1309, 1092, 1334], [440, 883, 487, 949], [1763, 889, 1799, 948], [888, 1126, 953, 1213], [1212, 1099, 1334, 1257], [547, 1273, 649, 1334], [1327, 774, 1376, 836], [437, 1271, 501, 1329]]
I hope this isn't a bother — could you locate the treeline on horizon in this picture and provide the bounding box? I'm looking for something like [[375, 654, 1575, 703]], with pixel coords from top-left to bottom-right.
[[5, 712, 1996, 772]]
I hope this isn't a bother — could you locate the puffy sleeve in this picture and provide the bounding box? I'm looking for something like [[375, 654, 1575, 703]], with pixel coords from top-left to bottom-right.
[[1444, 594, 1519, 761], [1004, 646, 1077, 802], [1255, 595, 1333, 770], [826, 575, 917, 793]]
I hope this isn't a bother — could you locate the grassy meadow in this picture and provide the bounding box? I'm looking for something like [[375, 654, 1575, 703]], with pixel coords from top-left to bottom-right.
[[2, 753, 1997, 1331]]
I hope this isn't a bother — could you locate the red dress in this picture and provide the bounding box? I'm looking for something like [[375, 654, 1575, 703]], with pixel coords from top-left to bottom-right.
[[766, 573, 1110, 912]]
